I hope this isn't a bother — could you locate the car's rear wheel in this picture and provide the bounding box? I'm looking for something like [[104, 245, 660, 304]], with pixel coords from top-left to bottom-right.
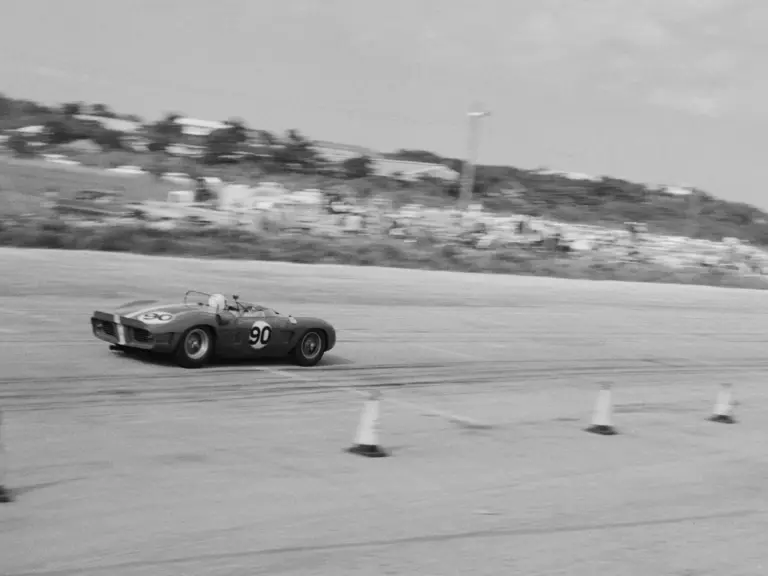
[[175, 326, 214, 369], [293, 330, 326, 367]]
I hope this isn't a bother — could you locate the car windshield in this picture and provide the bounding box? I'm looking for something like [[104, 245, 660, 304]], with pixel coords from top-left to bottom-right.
[[238, 301, 274, 314], [184, 290, 212, 307], [183, 291, 274, 313], [184, 290, 280, 316]]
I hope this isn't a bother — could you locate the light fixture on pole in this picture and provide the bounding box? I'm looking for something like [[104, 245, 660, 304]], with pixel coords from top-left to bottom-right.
[[458, 106, 491, 210]]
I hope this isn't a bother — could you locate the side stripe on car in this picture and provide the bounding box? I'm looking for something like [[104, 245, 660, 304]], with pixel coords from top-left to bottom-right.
[[112, 314, 127, 345]]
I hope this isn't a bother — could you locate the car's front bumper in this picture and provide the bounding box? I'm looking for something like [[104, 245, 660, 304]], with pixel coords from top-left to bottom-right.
[[91, 312, 176, 353]]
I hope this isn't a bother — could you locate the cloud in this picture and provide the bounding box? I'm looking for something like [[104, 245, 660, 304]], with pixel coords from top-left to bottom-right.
[[647, 89, 724, 117], [507, 0, 762, 114], [33, 67, 74, 79], [32, 66, 92, 83]]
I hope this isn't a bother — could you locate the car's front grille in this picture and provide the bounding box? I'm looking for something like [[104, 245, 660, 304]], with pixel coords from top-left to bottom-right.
[[101, 322, 116, 337], [94, 318, 154, 346], [132, 328, 152, 343]]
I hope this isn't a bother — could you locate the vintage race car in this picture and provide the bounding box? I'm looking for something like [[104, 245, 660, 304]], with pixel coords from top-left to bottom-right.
[[90, 291, 336, 369]]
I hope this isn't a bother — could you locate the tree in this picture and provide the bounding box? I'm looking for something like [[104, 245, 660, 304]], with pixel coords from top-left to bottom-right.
[[388, 149, 445, 164], [20, 100, 51, 115], [89, 103, 116, 118], [147, 112, 183, 152], [156, 112, 182, 135], [224, 117, 247, 138], [44, 119, 74, 144], [0, 94, 11, 117], [43, 117, 91, 145], [342, 155, 374, 179], [61, 102, 82, 116], [272, 129, 317, 170], [203, 118, 249, 163], [257, 130, 278, 147], [43, 112, 116, 146], [92, 128, 125, 150], [8, 133, 33, 157]]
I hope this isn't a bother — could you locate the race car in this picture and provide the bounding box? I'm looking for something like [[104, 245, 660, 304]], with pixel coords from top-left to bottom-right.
[[90, 291, 336, 369]]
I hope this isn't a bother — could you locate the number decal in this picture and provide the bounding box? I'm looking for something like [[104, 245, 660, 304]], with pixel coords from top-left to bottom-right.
[[138, 312, 174, 324], [248, 320, 272, 350]]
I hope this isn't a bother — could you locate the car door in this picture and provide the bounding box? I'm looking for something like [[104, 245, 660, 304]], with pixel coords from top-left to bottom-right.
[[234, 310, 293, 358], [212, 311, 240, 354]]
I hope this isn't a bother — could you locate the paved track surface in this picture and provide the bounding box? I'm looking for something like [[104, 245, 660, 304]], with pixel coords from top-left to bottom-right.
[[1, 248, 768, 575]]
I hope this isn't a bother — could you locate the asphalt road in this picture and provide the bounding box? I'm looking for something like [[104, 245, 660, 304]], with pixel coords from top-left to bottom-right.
[[1, 248, 767, 576]]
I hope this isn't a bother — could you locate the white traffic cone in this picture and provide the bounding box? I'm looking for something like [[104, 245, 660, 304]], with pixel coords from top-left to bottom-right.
[[346, 390, 388, 457], [709, 383, 736, 424], [0, 410, 12, 503], [585, 382, 618, 435]]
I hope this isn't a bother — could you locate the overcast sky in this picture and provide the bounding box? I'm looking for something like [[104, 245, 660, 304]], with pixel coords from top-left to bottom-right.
[[2, 0, 767, 206]]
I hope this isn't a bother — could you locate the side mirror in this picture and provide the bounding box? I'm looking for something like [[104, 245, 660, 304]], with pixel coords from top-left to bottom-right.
[[232, 294, 240, 301], [216, 314, 227, 326]]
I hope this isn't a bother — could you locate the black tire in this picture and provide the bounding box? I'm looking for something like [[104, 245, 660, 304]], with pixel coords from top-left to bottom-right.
[[292, 330, 326, 367], [174, 326, 215, 369]]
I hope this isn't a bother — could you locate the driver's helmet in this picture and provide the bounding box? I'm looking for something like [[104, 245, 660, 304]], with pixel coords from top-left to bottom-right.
[[208, 293, 227, 312]]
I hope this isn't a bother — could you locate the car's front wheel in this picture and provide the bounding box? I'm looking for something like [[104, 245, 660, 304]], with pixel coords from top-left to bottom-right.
[[293, 330, 326, 367], [175, 326, 214, 369]]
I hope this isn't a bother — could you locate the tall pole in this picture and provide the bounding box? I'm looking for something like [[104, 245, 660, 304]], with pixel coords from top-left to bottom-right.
[[458, 108, 490, 210]]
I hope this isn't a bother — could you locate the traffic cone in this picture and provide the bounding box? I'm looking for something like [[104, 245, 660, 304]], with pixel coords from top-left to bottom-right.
[[0, 410, 12, 503], [346, 390, 388, 457], [585, 382, 618, 435], [709, 383, 736, 424]]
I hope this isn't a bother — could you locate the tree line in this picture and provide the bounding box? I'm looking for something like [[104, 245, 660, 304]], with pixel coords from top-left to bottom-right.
[[1, 95, 463, 181], [4, 92, 768, 244]]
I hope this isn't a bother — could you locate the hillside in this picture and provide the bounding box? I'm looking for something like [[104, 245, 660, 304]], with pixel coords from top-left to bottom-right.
[[3, 92, 768, 245]]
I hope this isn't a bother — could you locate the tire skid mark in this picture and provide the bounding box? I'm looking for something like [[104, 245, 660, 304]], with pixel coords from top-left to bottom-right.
[[5, 508, 759, 576], [1, 358, 766, 411]]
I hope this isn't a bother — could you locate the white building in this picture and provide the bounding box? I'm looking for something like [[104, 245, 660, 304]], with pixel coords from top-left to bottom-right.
[[311, 140, 380, 163], [373, 158, 459, 182], [653, 185, 694, 196], [311, 140, 458, 181], [175, 117, 228, 137], [532, 169, 601, 182], [74, 114, 142, 133], [12, 125, 46, 135]]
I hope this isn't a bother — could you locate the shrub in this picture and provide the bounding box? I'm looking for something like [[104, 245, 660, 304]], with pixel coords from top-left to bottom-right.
[[1, 217, 765, 290]]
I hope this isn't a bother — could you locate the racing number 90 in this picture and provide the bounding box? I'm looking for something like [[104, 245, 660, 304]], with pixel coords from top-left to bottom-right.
[[248, 320, 272, 350]]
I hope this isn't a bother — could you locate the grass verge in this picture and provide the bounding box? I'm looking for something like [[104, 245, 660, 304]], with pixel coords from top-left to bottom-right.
[[1, 217, 765, 290]]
